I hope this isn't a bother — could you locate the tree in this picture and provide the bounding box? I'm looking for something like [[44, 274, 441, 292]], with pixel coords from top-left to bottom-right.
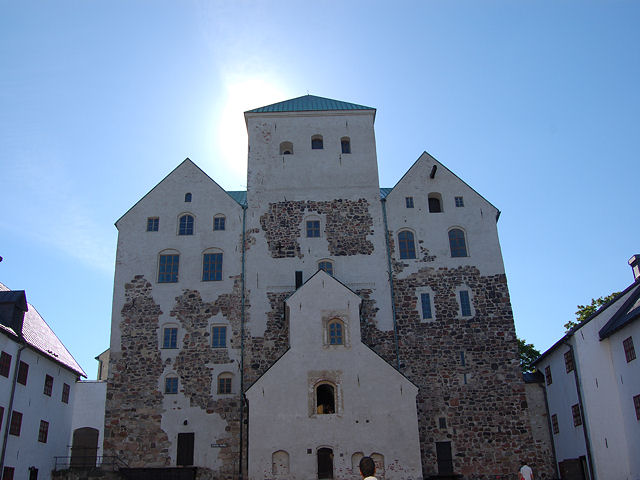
[[517, 337, 541, 373], [564, 292, 620, 332]]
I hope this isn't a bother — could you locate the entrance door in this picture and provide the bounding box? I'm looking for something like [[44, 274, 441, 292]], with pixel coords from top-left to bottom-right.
[[436, 441, 453, 475], [317, 447, 333, 479], [70, 427, 99, 467], [177, 433, 195, 466]]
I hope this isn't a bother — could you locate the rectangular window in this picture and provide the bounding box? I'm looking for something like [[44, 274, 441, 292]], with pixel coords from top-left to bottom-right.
[[459, 290, 471, 317], [43, 374, 53, 396], [17, 361, 29, 385], [634, 394, 640, 421], [202, 253, 223, 281], [455, 196, 464, 207], [551, 414, 559, 434], [623, 336, 636, 363], [218, 376, 232, 394], [214, 216, 225, 231], [564, 350, 574, 373], [572, 403, 582, 427], [163, 327, 178, 349], [0, 351, 12, 377], [212, 326, 227, 348], [158, 254, 179, 283], [460, 351, 466, 366], [405, 196, 414, 208], [38, 420, 49, 443], [62, 383, 70, 404], [438, 417, 447, 429], [420, 293, 432, 320], [2, 467, 15, 480], [29, 467, 38, 480], [9, 411, 22, 436], [147, 217, 159, 232], [306, 220, 320, 238], [545, 366, 552, 385], [165, 377, 178, 394], [341, 139, 351, 154]]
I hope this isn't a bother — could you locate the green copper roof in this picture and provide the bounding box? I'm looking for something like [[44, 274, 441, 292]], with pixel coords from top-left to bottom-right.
[[246, 95, 374, 114], [225, 190, 390, 204]]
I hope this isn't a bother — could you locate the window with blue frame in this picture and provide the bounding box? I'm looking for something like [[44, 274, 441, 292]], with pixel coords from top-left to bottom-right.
[[420, 293, 432, 320], [163, 327, 178, 349], [202, 253, 223, 281], [165, 376, 178, 394], [455, 196, 464, 207], [328, 319, 343, 345], [158, 254, 179, 283], [179, 214, 194, 235], [398, 231, 416, 259], [212, 326, 227, 348], [185, 193, 192, 202], [449, 229, 467, 257], [147, 217, 159, 232], [318, 260, 333, 276], [214, 215, 225, 231], [459, 290, 471, 317], [405, 197, 414, 208], [306, 220, 320, 238], [218, 374, 232, 394]]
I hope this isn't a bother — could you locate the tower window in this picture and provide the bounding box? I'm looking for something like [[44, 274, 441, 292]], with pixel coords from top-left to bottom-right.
[[398, 231, 416, 259], [316, 383, 335, 414], [185, 193, 192, 202], [448, 228, 468, 257], [311, 135, 323, 150], [459, 290, 471, 317], [341, 137, 351, 154], [179, 214, 194, 235], [421, 293, 432, 319], [328, 319, 343, 345]]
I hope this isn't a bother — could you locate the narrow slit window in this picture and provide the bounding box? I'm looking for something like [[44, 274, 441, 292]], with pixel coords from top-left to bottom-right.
[[421, 293, 432, 319], [459, 290, 471, 317], [545, 366, 552, 385]]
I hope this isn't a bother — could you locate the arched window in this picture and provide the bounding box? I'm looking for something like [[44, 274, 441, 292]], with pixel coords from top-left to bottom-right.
[[351, 452, 364, 472], [398, 231, 416, 259], [158, 249, 180, 283], [371, 453, 385, 479], [178, 214, 194, 235], [328, 319, 343, 345], [341, 137, 351, 154], [316, 383, 335, 414], [311, 135, 324, 150], [279, 141, 293, 155], [185, 193, 192, 202], [213, 214, 225, 231], [318, 260, 334, 276], [448, 228, 468, 257], [272, 450, 290, 475], [317, 447, 334, 479], [217, 372, 233, 394], [428, 193, 442, 213]]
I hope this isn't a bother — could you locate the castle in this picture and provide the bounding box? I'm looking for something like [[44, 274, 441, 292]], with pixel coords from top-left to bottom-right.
[[104, 95, 554, 479]]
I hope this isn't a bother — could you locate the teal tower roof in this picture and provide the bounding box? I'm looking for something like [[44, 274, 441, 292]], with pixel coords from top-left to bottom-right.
[[246, 94, 374, 114]]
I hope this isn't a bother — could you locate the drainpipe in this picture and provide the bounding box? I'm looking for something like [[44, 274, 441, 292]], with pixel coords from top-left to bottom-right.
[[238, 204, 247, 480], [381, 198, 401, 370], [569, 343, 596, 480], [0, 342, 26, 474]]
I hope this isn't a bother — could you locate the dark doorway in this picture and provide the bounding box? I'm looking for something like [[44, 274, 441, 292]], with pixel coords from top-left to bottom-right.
[[177, 433, 195, 466], [316, 384, 335, 414], [559, 458, 589, 480], [436, 441, 453, 475], [317, 447, 333, 479], [70, 427, 99, 468]]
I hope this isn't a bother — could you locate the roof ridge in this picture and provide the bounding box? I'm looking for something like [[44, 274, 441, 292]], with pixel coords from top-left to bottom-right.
[[246, 94, 374, 114]]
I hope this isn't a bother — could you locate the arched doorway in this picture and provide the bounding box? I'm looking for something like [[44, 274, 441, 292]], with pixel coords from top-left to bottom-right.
[[317, 447, 333, 479], [70, 427, 99, 467]]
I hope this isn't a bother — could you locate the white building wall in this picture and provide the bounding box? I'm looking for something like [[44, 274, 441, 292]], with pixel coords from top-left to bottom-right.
[[69, 381, 107, 460]]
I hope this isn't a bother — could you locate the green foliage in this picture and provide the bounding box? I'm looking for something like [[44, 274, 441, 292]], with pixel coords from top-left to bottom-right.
[[517, 337, 541, 373], [564, 292, 620, 332]]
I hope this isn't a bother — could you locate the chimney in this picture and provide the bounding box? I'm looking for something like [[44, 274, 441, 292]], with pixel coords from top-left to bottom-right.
[[629, 254, 640, 281]]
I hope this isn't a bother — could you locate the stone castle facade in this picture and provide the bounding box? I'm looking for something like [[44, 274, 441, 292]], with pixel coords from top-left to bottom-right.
[[104, 95, 555, 479]]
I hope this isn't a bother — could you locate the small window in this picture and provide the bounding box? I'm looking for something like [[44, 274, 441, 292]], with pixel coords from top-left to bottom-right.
[[545, 366, 552, 385], [212, 326, 227, 348], [9, 411, 22, 436], [158, 253, 180, 283], [203, 253, 223, 281], [311, 135, 323, 150], [328, 319, 344, 345], [551, 414, 559, 434], [341, 137, 351, 154], [318, 260, 333, 276], [459, 290, 472, 317], [421, 293, 432, 320], [29, 467, 38, 480], [165, 376, 178, 394], [280, 141, 294, 155], [185, 193, 192, 202], [2, 467, 14, 480], [179, 214, 194, 235], [405, 196, 414, 208], [147, 217, 159, 232], [455, 196, 464, 207], [623, 336, 636, 363], [398, 231, 416, 259], [0, 351, 11, 377], [634, 394, 640, 421], [38, 420, 49, 443], [572, 403, 582, 426], [449, 229, 468, 257], [163, 327, 178, 349], [306, 220, 320, 238], [316, 383, 335, 414], [218, 373, 233, 394], [564, 350, 574, 372], [43, 375, 53, 396], [62, 383, 70, 404], [439, 417, 447, 429], [428, 193, 442, 213], [213, 215, 226, 231], [17, 361, 29, 386]]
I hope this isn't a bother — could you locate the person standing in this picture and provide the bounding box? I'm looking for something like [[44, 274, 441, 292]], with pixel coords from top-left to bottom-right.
[[359, 456, 377, 480]]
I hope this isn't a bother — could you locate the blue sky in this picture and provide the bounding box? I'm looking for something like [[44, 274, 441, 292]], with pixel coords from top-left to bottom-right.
[[1, 1, 639, 377]]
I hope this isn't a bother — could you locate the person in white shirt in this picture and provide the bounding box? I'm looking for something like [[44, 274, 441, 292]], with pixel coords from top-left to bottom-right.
[[519, 463, 534, 480], [359, 456, 377, 480]]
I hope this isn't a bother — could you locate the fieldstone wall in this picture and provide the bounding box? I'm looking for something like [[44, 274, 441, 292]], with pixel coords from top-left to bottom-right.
[[104, 275, 171, 466], [260, 199, 374, 258]]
